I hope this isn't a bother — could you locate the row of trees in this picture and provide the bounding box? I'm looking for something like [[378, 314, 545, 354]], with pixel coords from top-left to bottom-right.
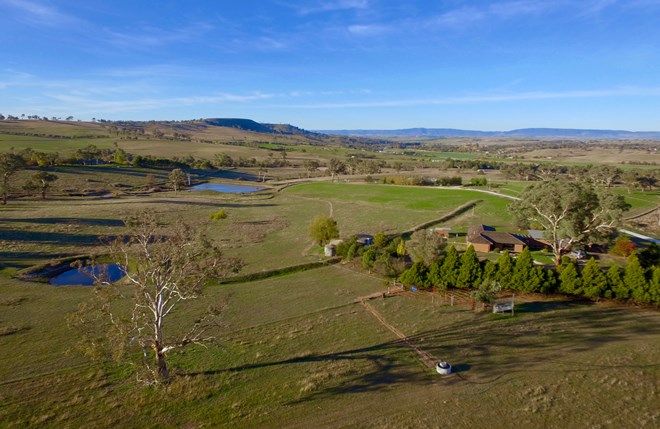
[[397, 246, 659, 305], [0, 114, 75, 121], [502, 163, 658, 191], [310, 212, 658, 305]]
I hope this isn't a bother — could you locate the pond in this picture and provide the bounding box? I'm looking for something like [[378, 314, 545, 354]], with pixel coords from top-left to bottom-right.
[[190, 183, 264, 193], [49, 263, 126, 286]]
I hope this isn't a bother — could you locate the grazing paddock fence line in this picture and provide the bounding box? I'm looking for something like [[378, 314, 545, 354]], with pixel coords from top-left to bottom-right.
[[398, 200, 481, 238], [216, 258, 341, 285]]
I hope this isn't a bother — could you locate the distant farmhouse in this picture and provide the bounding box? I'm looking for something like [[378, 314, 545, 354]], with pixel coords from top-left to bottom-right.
[[467, 225, 548, 253]]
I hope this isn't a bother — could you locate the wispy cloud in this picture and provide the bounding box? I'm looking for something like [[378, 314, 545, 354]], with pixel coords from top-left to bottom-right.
[[347, 23, 390, 36], [1, 0, 79, 26], [296, 0, 369, 15], [103, 22, 214, 48], [22, 92, 274, 115], [270, 87, 660, 109], [423, 0, 622, 29]]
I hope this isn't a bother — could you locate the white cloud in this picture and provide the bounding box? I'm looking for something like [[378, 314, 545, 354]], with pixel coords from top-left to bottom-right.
[[347, 23, 389, 36], [423, 0, 622, 30], [103, 22, 214, 48], [296, 0, 369, 15], [269, 87, 660, 109], [1, 0, 79, 26]]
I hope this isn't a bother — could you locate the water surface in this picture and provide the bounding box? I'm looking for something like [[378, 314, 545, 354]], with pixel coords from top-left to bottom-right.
[[49, 263, 125, 286]]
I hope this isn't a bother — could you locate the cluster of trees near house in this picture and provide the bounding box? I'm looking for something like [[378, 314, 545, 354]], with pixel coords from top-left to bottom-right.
[[318, 220, 659, 305], [397, 245, 659, 305]]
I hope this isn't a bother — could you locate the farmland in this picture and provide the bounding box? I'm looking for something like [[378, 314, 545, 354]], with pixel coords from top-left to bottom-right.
[[0, 119, 658, 428], [1, 266, 658, 427]]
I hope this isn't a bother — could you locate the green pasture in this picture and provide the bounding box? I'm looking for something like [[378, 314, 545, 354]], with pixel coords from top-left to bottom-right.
[[1, 266, 658, 427], [285, 182, 514, 228]]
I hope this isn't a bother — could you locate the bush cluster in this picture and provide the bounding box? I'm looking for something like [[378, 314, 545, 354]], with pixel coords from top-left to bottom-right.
[[337, 233, 409, 278], [210, 209, 227, 221], [396, 245, 660, 305]]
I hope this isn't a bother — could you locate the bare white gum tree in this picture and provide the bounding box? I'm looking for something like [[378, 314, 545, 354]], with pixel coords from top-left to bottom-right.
[[73, 211, 241, 384]]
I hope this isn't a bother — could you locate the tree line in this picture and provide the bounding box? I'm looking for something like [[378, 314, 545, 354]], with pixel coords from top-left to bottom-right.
[[396, 245, 659, 305]]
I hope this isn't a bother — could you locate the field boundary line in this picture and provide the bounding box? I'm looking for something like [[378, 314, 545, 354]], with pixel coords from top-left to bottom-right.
[[624, 205, 659, 220], [400, 200, 481, 236], [217, 258, 341, 285]]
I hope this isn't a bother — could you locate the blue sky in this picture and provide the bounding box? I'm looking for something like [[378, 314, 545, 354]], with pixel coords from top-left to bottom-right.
[[1, 0, 659, 130]]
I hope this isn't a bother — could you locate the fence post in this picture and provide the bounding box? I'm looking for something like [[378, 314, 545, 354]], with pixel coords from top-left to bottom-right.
[[450, 295, 454, 306], [511, 293, 515, 316]]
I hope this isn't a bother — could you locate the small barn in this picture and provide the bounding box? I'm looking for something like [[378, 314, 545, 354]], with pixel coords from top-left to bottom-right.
[[324, 239, 344, 257]]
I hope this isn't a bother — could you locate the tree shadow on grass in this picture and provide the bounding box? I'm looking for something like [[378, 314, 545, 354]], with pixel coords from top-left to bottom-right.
[[186, 341, 433, 399], [185, 302, 660, 403], [0, 228, 114, 245], [0, 250, 77, 269], [48, 165, 154, 179], [514, 299, 588, 314], [160, 200, 277, 208], [0, 217, 124, 227]]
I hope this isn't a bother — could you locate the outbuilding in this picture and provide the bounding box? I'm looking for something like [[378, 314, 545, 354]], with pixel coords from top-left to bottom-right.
[[356, 233, 374, 246]]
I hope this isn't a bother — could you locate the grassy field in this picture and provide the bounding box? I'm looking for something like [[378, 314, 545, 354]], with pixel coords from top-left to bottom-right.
[[1, 267, 658, 427], [1, 179, 519, 276], [285, 182, 514, 230], [0, 123, 658, 427]]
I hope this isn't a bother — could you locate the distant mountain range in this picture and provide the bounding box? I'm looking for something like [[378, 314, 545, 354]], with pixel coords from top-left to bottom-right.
[[317, 127, 660, 140]]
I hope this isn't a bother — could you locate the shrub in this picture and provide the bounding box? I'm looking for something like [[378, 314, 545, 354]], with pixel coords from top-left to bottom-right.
[[396, 240, 407, 257], [398, 262, 429, 288], [468, 177, 488, 186], [210, 209, 228, 221], [361, 247, 378, 270], [559, 261, 581, 295], [437, 176, 462, 186], [346, 243, 358, 260], [457, 245, 481, 288], [373, 232, 388, 248], [610, 236, 636, 257], [511, 248, 542, 292], [496, 251, 514, 286], [309, 215, 339, 245], [438, 245, 460, 288], [581, 258, 608, 300], [539, 267, 558, 293], [472, 281, 500, 304], [335, 236, 356, 258], [625, 254, 651, 304], [607, 265, 627, 299], [480, 260, 498, 286]]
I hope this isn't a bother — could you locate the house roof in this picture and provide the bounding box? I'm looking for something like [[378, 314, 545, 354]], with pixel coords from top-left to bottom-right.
[[468, 234, 492, 245], [468, 231, 526, 247], [482, 231, 526, 246]]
